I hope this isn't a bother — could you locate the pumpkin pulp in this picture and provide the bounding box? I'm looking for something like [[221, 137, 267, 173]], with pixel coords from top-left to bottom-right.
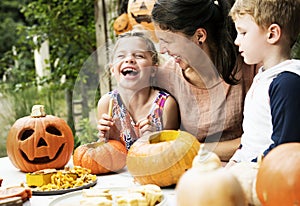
[[149, 130, 179, 143]]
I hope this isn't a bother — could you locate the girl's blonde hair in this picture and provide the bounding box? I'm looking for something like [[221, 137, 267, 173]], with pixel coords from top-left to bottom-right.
[[230, 0, 300, 47], [111, 30, 159, 65]]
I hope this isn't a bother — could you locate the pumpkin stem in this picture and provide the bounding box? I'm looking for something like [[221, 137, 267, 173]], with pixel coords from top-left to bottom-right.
[[97, 137, 108, 143], [192, 144, 222, 171], [256, 153, 264, 168], [31, 105, 46, 117]]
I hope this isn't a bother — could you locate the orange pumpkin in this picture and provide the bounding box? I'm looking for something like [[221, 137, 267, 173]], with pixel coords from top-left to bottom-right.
[[73, 139, 127, 175], [126, 130, 200, 187], [127, 0, 155, 31], [256, 143, 300, 206], [113, 13, 133, 35], [6, 105, 74, 173]]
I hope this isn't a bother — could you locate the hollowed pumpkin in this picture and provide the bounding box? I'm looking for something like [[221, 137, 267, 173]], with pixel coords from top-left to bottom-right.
[[73, 139, 127, 175], [6, 105, 74, 173], [256, 143, 300, 206], [126, 130, 200, 187]]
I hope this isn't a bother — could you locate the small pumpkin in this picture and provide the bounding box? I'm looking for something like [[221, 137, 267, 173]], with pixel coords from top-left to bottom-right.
[[113, 13, 133, 35], [73, 139, 127, 175], [126, 130, 200, 187], [6, 105, 74, 173], [176, 167, 247, 206], [127, 0, 155, 31], [256, 143, 300, 206]]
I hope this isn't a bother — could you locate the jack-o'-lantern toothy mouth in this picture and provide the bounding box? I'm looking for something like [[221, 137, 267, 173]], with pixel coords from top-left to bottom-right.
[[20, 143, 65, 164], [130, 12, 152, 24]]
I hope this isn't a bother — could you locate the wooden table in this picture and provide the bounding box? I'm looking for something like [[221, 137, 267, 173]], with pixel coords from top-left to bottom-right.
[[0, 156, 176, 205]]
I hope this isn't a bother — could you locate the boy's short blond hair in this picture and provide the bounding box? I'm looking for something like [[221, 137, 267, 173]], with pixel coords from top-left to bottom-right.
[[230, 0, 300, 47]]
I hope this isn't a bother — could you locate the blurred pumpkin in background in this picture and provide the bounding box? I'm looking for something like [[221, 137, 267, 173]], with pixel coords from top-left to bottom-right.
[[127, 0, 155, 31], [6, 105, 74, 173], [113, 13, 133, 35], [114, 0, 157, 42]]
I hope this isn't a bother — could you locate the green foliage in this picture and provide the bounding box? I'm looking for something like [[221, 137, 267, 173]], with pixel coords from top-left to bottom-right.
[[0, 86, 67, 158], [1, 0, 98, 99], [18, 0, 97, 90], [1, 85, 66, 119], [75, 118, 99, 147], [0, 94, 15, 157], [292, 35, 300, 59], [0, 0, 33, 77]]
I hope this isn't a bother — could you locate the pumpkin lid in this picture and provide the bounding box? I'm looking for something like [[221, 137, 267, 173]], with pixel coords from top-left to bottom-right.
[[30, 105, 46, 117]]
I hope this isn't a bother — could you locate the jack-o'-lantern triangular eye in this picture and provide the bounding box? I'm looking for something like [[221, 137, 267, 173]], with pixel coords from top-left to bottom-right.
[[20, 129, 34, 141], [46, 126, 62, 136]]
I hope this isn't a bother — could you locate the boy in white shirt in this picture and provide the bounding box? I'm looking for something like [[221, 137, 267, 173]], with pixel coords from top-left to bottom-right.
[[228, 0, 300, 163]]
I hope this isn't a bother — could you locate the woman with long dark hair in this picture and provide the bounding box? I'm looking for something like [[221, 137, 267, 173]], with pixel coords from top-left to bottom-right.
[[151, 0, 258, 161]]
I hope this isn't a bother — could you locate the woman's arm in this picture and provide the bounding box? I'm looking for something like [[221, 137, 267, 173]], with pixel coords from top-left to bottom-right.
[[205, 137, 241, 162]]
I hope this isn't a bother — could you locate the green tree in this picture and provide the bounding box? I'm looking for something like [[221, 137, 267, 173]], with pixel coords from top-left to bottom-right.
[[18, 0, 97, 134], [0, 0, 32, 77]]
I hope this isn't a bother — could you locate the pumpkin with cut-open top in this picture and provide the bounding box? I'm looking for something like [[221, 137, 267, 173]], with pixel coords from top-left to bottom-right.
[[126, 130, 200, 187]]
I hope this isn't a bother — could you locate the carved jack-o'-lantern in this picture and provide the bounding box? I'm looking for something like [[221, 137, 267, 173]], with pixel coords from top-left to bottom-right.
[[127, 0, 156, 31], [6, 105, 74, 173], [113, 13, 133, 35]]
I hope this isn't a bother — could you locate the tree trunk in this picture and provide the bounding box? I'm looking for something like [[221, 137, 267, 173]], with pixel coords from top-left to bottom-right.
[[65, 88, 76, 135], [95, 0, 112, 97]]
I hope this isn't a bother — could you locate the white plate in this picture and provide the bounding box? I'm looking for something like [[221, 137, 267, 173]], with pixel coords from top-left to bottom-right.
[[32, 180, 97, 196], [48, 187, 167, 206]]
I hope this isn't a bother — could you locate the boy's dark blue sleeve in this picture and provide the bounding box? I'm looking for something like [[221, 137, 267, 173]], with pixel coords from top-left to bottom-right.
[[263, 71, 300, 156]]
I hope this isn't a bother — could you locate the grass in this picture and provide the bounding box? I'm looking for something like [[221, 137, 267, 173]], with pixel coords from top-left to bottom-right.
[[0, 94, 15, 157]]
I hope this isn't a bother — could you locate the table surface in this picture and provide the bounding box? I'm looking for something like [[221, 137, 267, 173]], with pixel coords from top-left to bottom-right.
[[0, 156, 177, 206]]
